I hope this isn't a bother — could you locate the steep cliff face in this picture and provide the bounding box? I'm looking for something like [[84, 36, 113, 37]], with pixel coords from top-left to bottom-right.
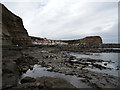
[[63, 36, 102, 45], [2, 4, 31, 47], [30, 36, 44, 42], [79, 36, 102, 45]]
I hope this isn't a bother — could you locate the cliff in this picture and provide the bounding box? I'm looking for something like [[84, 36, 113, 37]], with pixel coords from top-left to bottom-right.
[[1, 4, 32, 47], [63, 36, 102, 45], [79, 36, 102, 45], [30, 36, 44, 42]]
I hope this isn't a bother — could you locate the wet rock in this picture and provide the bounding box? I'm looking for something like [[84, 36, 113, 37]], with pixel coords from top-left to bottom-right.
[[16, 82, 37, 88], [92, 74, 97, 76], [53, 69, 59, 72], [5, 46, 118, 89], [29, 65, 34, 70], [102, 75, 107, 77], [91, 63, 107, 70], [62, 55, 68, 58], [86, 58, 104, 63], [83, 52, 93, 55], [3, 85, 13, 89], [84, 75, 92, 80], [36, 76, 75, 88], [38, 84, 44, 89], [50, 55, 54, 58], [44, 80, 53, 88], [38, 61, 43, 65], [21, 77, 36, 84], [65, 71, 75, 76], [81, 79, 88, 83], [15, 54, 38, 73], [21, 66, 29, 73], [46, 67, 53, 72], [41, 62, 48, 67], [3, 75, 18, 89], [45, 56, 49, 58], [3, 62, 18, 74], [116, 66, 120, 70], [104, 63, 107, 66], [3, 68, 13, 74], [48, 61, 52, 63], [69, 56, 76, 60]]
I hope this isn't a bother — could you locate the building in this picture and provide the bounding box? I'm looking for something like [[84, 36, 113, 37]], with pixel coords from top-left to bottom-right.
[[31, 37, 68, 46]]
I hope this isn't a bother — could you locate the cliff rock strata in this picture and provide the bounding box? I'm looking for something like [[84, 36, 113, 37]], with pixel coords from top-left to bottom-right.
[[1, 4, 31, 47], [63, 36, 102, 46], [79, 36, 102, 45]]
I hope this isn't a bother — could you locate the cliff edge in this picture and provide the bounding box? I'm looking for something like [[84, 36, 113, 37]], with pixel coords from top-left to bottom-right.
[[1, 3, 31, 47], [63, 36, 102, 45]]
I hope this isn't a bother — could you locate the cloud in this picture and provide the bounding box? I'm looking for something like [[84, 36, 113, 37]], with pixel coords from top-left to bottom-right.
[[2, 0, 118, 43]]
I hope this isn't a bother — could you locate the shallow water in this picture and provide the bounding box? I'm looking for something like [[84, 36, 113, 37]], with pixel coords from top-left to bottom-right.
[[69, 52, 120, 77], [98, 48, 120, 50], [19, 64, 92, 88]]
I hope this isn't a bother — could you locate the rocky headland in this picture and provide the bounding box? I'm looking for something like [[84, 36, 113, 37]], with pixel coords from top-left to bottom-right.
[[1, 3, 119, 90], [62, 36, 102, 46]]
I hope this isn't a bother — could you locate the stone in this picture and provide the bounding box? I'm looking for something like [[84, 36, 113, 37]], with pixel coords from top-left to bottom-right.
[[38, 85, 44, 89], [21, 77, 36, 84], [69, 56, 76, 60], [29, 65, 34, 70], [46, 67, 53, 72], [22, 66, 29, 73], [44, 80, 53, 88], [36, 76, 75, 88], [104, 63, 107, 66]]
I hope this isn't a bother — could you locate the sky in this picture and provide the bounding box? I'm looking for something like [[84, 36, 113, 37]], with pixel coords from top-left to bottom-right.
[[1, 0, 119, 43]]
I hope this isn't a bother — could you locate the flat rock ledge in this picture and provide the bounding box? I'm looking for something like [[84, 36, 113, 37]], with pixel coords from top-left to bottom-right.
[[18, 76, 76, 89]]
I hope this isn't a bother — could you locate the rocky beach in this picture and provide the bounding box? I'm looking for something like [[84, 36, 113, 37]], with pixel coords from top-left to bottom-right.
[[1, 3, 120, 90], [2, 46, 120, 89]]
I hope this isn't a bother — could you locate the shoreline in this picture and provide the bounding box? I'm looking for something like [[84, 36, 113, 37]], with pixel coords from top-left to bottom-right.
[[2, 46, 119, 89]]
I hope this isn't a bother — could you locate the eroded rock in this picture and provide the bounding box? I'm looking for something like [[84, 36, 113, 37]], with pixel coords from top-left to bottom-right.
[[21, 77, 36, 84]]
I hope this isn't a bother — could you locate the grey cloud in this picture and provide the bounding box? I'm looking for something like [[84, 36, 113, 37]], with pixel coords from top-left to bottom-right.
[[2, 1, 118, 43]]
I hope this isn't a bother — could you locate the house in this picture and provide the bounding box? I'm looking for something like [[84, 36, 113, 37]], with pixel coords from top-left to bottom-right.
[[31, 37, 68, 46]]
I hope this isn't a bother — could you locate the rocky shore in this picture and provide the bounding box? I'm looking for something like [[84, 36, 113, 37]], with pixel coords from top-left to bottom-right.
[[17, 76, 76, 88], [2, 47, 76, 89], [2, 46, 120, 89], [20, 46, 119, 89], [57, 45, 120, 53], [1, 3, 119, 90]]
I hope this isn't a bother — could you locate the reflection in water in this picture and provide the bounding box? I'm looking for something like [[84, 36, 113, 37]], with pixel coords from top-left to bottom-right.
[[19, 65, 91, 88], [69, 52, 119, 77]]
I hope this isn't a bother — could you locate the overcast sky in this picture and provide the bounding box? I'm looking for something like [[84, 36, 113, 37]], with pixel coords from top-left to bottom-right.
[[2, 0, 118, 43]]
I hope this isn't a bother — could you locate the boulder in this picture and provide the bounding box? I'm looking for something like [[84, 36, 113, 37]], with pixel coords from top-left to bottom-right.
[[21, 77, 36, 84]]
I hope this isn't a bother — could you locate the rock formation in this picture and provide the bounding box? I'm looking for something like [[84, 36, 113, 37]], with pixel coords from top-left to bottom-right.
[[30, 36, 44, 42], [79, 36, 102, 45], [1, 3, 31, 47], [63, 36, 102, 46]]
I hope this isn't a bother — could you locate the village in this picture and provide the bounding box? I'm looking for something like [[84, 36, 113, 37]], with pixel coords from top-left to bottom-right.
[[30, 36, 103, 47], [31, 37, 68, 45]]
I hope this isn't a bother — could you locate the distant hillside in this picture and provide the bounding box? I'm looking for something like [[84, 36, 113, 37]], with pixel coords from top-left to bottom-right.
[[62, 36, 102, 45], [29, 36, 103, 45], [30, 36, 44, 41]]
